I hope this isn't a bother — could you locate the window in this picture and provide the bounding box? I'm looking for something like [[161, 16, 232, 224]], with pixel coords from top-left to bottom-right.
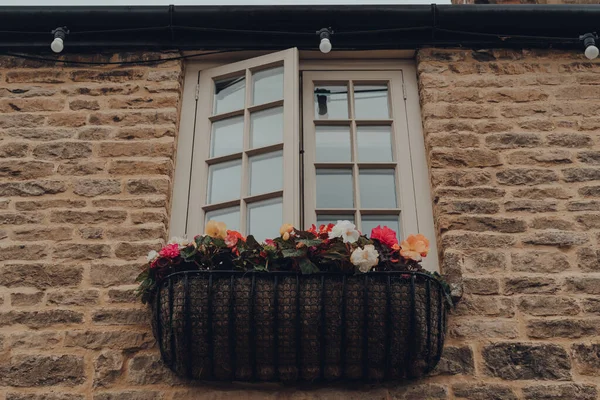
[[172, 49, 438, 270]]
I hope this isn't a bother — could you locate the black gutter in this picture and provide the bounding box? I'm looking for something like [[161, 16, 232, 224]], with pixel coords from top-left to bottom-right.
[[0, 5, 597, 52]]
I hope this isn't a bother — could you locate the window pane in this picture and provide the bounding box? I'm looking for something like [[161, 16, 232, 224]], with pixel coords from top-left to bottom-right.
[[207, 160, 241, 204], [251, 106, 283, 149], [314, 85, 348, 119], [316, 169, 354, 208], [210, 116, 243, 158], [214, 75, 245, 115], [357, 126, 393, 162], [247, 197, 283, 242], [316, 214, 355, 227], [249, 151, 283, 196], [205, 207, 240, 232], [316, 126, 351, 162], [354, 85, 389, 119], [253, 66, 284, 106], [359, 169, 396, 208], [361, 215, 400, 240]]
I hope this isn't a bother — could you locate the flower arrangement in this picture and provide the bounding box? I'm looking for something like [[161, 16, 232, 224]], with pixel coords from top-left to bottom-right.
[[137, 220, 442, 304]]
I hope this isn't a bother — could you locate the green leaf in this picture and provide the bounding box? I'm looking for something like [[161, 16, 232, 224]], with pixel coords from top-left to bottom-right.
[[298, 238, 323, 247], [135, 269, 149, 282], [282, 248, 305, 258], [245, 235, 261, 249], [299, 258, 319, 274]]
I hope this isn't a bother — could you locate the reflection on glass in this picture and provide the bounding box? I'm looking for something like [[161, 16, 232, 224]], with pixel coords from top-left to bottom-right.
[[361, 215, 400, 240], [207, 160, 241, 204], [249, 151, 283, 196], [253, 67, 284, 105], [251, 106, 283, 148], [214, 76, 245, 115], [354, 85, 389, 119], [247, 198, 283, 242], [316, 126, 351, 162], [210, 116, 244, 157], [205, 206, 240, 232], [314, 85, 348, 119], [359, 169, 396, 208], [357, 126, 393, 162], [316, 169, 353, 209], [316, 214, 355, 227]]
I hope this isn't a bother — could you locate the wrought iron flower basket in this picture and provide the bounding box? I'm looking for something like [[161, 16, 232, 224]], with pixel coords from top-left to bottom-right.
[[151, 268, 448, 382]]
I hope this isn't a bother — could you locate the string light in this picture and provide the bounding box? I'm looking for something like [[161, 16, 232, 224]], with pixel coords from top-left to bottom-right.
[[51, 27, 68, 53], [580, 32, 599, 60], [317, 28, 333, 54]]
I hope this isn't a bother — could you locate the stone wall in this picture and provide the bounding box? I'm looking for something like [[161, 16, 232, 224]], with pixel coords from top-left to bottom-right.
[[0, 48, 599, 399]]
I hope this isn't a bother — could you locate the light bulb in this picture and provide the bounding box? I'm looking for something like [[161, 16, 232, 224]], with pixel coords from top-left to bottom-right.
[[51, 37, 64, 53], [585, 45, 599, 60], [319, 38, 332, 54]]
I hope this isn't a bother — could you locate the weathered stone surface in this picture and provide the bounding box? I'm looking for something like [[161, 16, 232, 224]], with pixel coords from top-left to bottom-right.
[[504, 200, 557, 213], [519, 296, 580, 316], [565, 277, 600, 295], [442, 233, 516, 249], [513, 187, 572, 200], [79, 227, 105, 239], [431, 346, 474, 376], [92, 309, 149, 325], [512, 250, 571, 273], [441, 216, 526, 233], [58, 160, 106, 175], [108, 160, 171, 175], [485, 133, 541, 149], [547, 133, 592, 148], [463, 278, 500, 295], [431, 170, 492, 187], [576, 213, 600, 229], [65, 330, 153, 350], [527, 319, 600, 339], [0, 212, 44, 225], [0, 263, 82, 288], [580, 185, 600, 197], [73, 179, 121, 197], [572, 343, 600, 375], [14, 199, 86, 211], [108, 288, 137, 303], [12, 226, 73, 241], [496, 169, 558, 185], [93, 391, 163, 400], [453, 296, 515, 318], [94, 350, 124, 388], [115, 242, 161, 260], [33, 142, 92, 160], [126, 178, 170, 195], [504, 277, 558, 295], [127, 354, 180, 385], [389, 384, 448, 400], [578, 151, 600, 165], [563, 168, 600, 182], [567, 200, 600, 211], [0, 244, 48, 261], [482, 342, 571, 380], [0, 160, 55, 180], [430, 149, 502, 168], [507, 149, 572, 166], [11, 292, 44, 306], [0, 310, 83, 328], [522, 384, 597, 400], [449, 318, 518, 339], [453, 383, 518, 400], [529, 216, 575, 231], [0, 180, 67, 196], [105, 226, 165, 241], [90, 262, 143, 287], [8, 331, 62, 349], [7, 394, 84, 400], [523, 231, 588, 247], [582, 298, 600, 314], [438, 200, 500, 214], [50, 210, 127, 224], [47, 290, 100, 306], [53, 243, 112, 260], [464, 251, 507, 274], [0, 355, 85, 386]]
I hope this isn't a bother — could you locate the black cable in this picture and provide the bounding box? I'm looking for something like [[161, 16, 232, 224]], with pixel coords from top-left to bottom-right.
[[0, 49, 245, 65], [435, 28, 580, 43]]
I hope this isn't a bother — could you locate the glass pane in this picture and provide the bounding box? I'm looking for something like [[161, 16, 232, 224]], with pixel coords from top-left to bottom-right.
[[253, 66, 284, 106], [316, 214, 355, 227], [316, 126, 351, 162], [251, 106, 283, 149], [361, 215, 400, 240], [247, 198, 283, 242], [205, 207, 240, 232], [316, 169, 354, 209], [314, 84, 348, 119], [207, 160, 241, 204], [354, 85, 389, 119], [210, 116, 243, 158], [359, 169, 397, 208], [214, 75, 245, 115], [249, 151, 283, 196], [357, 126, 393, 162]]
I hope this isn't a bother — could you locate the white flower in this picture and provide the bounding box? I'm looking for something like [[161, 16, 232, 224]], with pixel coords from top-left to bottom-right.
[[350, 245, 379, 273], [328, 220, 360, 243], [146, 250, 159, 263], [168, 236, 189, 247]]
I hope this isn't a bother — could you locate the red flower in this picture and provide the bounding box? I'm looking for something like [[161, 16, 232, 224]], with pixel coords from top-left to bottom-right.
[[370, 225, 398, 248], [264, 239, 276, 247], [159, 243, 180, 259], [225, 230, 245, 248], [307, 224, 318, 235]]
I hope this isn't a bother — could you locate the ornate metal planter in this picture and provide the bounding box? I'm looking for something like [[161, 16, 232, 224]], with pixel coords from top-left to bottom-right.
[[151, 269, 448, 382]]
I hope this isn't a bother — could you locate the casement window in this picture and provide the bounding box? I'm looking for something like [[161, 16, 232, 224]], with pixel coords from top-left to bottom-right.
[[172, 48, 438, 271]]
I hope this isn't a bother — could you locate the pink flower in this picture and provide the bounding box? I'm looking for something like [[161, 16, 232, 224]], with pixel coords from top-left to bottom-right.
[[370, 225, 398, 248], [159, 243, 180, 259]]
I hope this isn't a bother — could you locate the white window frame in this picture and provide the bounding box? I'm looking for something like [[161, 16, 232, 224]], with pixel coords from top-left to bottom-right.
[[171, 51, 438, 271]]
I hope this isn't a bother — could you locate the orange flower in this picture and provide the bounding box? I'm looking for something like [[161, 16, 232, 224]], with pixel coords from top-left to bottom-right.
[[205, 220, 227, 239], [399, 234, 430, 261], [225, 230, 245, 248]]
